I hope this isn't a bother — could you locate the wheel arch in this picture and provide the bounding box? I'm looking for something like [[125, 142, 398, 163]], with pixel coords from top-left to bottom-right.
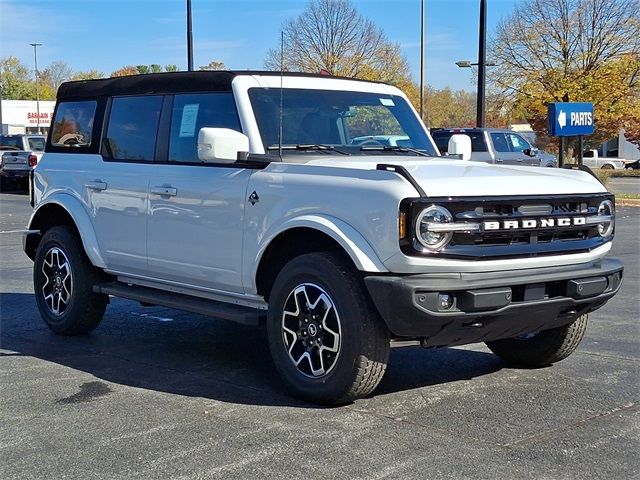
[[25, 195, 106, 268], [253, 215, 388, 301]]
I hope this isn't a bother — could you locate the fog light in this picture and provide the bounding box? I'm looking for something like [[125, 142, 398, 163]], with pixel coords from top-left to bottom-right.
[[438, 293, 455, 310]]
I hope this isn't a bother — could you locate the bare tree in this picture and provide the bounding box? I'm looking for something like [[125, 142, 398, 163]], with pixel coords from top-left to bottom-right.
[[40, 61, 73, 92], [264, 0, 412, 85]]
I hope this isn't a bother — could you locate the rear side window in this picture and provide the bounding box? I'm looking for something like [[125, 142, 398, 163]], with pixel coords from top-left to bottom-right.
[[104, 96, 163, 161], [50, 101, 97, 147], [168, 93, 241, 162], [27, 137, 46, 151], [490, 133, 510, 153]]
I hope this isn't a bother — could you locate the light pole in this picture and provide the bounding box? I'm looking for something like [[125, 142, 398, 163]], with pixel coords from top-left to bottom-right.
[[455, 0, 493, 128], [419, 0, 425, 122], [186, 0, 194, 71], [30, 42, 42, 134]]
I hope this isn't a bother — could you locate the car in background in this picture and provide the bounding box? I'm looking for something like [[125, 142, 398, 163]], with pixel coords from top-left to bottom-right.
[[350, 135, 411, 147], [582, 150, 627, 170], [0, 134, 46, 162], [0, 150, 38, 191], [431, 128, 557, 167], [624, 159, 639, 170]]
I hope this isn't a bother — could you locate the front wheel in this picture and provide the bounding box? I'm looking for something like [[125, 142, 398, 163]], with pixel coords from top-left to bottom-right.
[[486, 314, 588, 367], [267, 252, 390, 405], [33, 226, 108, 335]]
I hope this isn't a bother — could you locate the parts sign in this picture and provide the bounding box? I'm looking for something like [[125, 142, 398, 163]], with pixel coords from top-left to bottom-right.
[[547, 102, 594, 137]]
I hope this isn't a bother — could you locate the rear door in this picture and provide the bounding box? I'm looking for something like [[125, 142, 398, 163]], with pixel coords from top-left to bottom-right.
[[489, 132, 521, 165], [146, 92, 250, 293]]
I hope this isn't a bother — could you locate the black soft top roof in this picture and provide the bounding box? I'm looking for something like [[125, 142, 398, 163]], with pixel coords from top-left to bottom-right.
[[56, 70, 369, 100]]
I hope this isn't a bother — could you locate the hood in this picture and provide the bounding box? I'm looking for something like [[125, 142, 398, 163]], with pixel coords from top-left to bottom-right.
[[304, 156, 607, 197]]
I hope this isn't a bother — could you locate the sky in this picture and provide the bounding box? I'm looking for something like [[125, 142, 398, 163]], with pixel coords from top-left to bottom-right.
[[0, 0, 523, 92]]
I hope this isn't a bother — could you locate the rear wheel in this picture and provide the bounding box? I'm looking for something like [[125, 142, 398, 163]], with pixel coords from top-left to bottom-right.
[[601, 164, 615, 170], [486, 314, 588, 367], [267, 252, 390, 405], [33, 226, 108, 335]]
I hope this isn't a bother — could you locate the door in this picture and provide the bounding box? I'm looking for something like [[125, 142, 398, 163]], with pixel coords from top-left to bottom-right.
[[489, 132, 519, 165], [506, 132, 539, 166], [146, 92, 250, 293], [90, 95, 163, 275]]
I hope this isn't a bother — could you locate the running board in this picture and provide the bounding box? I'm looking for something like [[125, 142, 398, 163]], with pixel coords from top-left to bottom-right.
[[93, 282, 264, 326]]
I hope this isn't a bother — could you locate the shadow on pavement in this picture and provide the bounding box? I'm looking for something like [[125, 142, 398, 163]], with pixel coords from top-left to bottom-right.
[[0, 292, 503, 407]]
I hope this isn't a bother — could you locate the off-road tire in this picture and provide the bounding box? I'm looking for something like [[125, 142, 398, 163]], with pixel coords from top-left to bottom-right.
[[486, 314, 588, 367], [267, 252, 390, 405], [33, 226, 108, 335]]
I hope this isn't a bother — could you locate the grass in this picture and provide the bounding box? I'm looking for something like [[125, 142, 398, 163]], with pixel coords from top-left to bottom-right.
[[594, 168, 640, 184], [615, 193, 640, 200]]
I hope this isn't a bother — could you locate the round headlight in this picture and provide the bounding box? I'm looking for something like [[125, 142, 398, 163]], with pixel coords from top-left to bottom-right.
[[415, 205, 454, 251], [597, 200, 614, 237]]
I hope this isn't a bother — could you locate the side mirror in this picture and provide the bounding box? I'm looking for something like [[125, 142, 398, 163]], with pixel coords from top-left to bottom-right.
[[197, 128, 249, 163], [523, 148, 538, 157], [447, 134, 472, 161]]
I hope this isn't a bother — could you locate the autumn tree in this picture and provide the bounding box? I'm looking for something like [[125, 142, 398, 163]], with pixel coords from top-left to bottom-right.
[[264, 0, 413, 88], [200, 60, 226, 71], [71, 70, 105, 81], [491, 0, 640, 153]]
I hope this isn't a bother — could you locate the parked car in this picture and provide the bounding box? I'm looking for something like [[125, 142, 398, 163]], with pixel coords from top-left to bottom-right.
[[0, 149, 38, 191], [624, 159, 640, 170], [0, 134, 46, 162], [582, 150, 627, 170], [431, 128, 557, 167], [24, 71, 622, 405]]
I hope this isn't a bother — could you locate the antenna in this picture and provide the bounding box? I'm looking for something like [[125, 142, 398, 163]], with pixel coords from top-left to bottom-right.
[[279, 31, 284, 158]]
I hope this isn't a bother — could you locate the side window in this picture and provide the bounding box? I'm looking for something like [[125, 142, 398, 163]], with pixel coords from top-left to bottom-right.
[[508, 134, 530, 152], [103, 96, 163, 161], [50, 101, 97, 147], [169, 93, 241, 162], [432, 132, 452, 153], [490, 133, 510, 153]]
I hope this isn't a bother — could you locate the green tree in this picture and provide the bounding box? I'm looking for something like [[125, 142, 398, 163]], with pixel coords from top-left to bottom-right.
[[0, 56, 36, 99], [71, 70, 104, 81], [491, 0, 640, 153]]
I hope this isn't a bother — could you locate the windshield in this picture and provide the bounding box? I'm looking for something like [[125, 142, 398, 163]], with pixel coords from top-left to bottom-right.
[[248, 88, 438, 156]]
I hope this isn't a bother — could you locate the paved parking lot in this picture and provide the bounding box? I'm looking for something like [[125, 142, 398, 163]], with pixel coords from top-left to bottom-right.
[[1, 191, 638, 479]]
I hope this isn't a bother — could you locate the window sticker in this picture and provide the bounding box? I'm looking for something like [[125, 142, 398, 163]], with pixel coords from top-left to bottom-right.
[[380, 98, 395, 107], [179, 104, 200, 137]]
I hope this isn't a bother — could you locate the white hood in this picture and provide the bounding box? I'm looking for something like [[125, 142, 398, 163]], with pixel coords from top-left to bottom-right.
[[305, 156, 608, 197]]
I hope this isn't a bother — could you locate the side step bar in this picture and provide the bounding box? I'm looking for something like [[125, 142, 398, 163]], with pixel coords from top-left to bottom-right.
[[93, 282, 264, 326]]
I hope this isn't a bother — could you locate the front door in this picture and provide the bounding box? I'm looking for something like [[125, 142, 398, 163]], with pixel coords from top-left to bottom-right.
[[146, 91, 250, 294]]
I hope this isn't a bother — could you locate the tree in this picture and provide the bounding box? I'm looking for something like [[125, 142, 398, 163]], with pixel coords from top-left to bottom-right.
[[264, 0, 413, 86], [71, 70, 105, 81], [491, 0, 640, 152], [40, 61, 73, 92], [0, 56, 36, 99], [110, 66, 139, 77], [200, 60, 226, 71]]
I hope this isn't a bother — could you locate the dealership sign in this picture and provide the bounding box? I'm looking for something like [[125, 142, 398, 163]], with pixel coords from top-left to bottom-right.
[[547, 102, 594, 137]]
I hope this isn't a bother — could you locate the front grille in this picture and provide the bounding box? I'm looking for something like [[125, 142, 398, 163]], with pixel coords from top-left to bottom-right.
[[401, 194, 613, 260]]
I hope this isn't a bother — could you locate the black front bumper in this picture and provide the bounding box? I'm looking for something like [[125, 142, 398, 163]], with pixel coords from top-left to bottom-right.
[[364, 258, 623, 347]]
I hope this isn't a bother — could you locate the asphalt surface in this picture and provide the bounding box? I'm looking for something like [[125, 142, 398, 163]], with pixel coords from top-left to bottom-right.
[[1, 190, 638, 480], [609, 177, 640, 195]]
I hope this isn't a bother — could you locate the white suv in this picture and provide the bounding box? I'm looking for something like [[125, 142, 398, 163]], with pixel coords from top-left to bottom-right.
[[25, 71, 623, 404]]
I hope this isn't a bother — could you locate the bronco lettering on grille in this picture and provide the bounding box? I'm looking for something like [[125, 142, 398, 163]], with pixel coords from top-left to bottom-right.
[[484, 217, 587, 230]]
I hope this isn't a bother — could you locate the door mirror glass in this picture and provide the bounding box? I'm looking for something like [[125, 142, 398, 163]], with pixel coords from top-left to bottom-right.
[[523, 147, 538, 157], [197, 128, 249, 163]]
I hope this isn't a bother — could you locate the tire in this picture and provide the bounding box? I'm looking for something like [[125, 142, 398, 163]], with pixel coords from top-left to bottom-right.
[[33, 226, 108, 335], [267, 252, 390, 405], [485, 314, 588, 367], [601, 164, 615, 170]]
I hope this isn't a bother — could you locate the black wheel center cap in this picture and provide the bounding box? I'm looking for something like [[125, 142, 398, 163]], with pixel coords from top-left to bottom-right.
[[308, 323, 318, 337], [55, 277, 62, 287]]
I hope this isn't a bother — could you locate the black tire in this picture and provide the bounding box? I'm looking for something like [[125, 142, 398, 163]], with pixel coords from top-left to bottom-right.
[[486, 314, 588, 367], [601, 164, 615, 170], [33, 226, 108, 335], [267, 252, 390, 405]]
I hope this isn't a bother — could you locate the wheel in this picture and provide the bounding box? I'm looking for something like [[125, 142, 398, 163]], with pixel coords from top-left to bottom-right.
[[485, 314, 588, 367], [33, 226, 108, 335], [601, 164, 615, 170], [267, 252, 390, 405]]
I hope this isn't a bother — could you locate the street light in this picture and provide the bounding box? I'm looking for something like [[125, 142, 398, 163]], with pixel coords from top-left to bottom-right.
[[29, 42, 42, 134], [186, 0, 194, 71], [455, 0, 497, 128]]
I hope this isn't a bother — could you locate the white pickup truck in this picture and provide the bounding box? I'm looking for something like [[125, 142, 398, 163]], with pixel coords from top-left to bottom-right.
[[582, 149, 627, 170], [24, 71, 623, 404]]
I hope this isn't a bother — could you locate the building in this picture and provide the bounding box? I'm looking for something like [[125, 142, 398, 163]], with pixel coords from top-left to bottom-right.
[[0, 99, 55, 135]]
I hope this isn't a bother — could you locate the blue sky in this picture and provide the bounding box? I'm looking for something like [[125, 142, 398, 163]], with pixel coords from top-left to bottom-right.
[[0, 0, 521, 91]]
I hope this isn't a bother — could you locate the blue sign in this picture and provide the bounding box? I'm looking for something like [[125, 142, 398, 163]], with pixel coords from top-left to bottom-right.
[[548, 102, 594, 137]]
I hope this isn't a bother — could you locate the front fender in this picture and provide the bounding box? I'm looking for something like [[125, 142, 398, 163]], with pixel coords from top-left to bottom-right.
[[27, 192, 106, 268], [245, 214, 388, 294]]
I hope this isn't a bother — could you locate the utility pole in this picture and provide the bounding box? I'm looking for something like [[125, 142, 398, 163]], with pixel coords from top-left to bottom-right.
[[476, 0, 487, 128], [187, 0, 194, 71], [30, 43, 42, 134]]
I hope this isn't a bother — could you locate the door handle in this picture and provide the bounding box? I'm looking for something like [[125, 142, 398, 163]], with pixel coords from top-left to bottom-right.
[[85, 180, 107, 191], [151, 186, 178, 197]]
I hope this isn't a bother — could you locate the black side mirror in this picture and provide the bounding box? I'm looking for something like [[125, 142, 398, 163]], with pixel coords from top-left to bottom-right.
[[523, 148, 538, 157]]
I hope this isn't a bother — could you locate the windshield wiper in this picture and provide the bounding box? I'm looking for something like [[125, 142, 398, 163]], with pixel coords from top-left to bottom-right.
[[360, 145, 430, 157], [268, 144, 350, 155]]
